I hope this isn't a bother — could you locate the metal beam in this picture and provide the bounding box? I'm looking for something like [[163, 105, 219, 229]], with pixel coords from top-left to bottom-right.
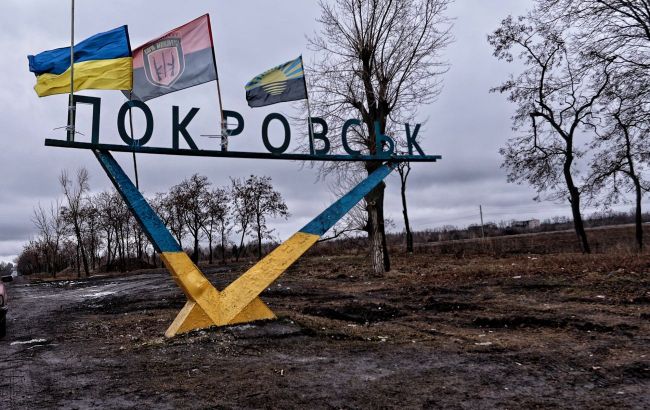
[[45, 139, 441, 162]]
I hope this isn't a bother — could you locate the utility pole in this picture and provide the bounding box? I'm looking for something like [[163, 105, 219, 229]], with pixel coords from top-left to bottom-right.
[[479, 205, 485, 239]]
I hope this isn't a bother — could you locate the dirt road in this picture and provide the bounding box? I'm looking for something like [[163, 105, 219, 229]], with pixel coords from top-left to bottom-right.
[[1, 253, 648, 409]]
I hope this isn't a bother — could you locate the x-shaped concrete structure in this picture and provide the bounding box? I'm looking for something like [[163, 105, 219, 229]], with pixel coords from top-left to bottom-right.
[[94, 149, 395, 336]]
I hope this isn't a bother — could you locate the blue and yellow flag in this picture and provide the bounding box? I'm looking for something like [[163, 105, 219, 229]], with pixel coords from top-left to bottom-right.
[[245, 56, 307, 107], [28, 26, 132, 97]]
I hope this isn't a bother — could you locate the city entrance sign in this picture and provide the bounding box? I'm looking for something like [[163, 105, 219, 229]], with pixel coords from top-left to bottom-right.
[[45, 96, 441, 337], [45, 96, 441, 162]]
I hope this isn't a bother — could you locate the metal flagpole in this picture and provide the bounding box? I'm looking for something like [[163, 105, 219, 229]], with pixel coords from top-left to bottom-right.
[[206, 15, 227, 151], [215, 69, 227, 151], [300, 55, 315, 155], [67, 0, 76, 141]]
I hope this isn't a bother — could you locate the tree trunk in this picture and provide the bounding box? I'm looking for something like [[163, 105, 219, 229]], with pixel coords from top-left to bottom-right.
[[366, 184, 386, 276], [633, 177, 643, 251], [236, 234, 245, 261], [208, 236, 213, 264], [106, 235, 112, 268], [368, 204, 384, 275], [363, 112, 391, 275], [76, 244, 81, 278], [52, 242, 59, 278], [256, 226, 262, 260], [117, 227, 125, 272], [401, 182, 414, 253], [378, 187, 391, 271], [192, 232, 199, 263], [221, 230, 227, 264], [125, 226, 131, 259], [622, 123, 643, 251], [44, 250, 51, 276], [90, 232, 96, 270], [137, 231, 143, 260], [568, 189, 590, 253], [73, 221, 90, 277], [564, 159, 590, 253]]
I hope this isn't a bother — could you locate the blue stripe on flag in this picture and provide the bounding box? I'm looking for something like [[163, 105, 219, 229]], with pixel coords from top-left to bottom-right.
[[28, 26, 131, 75], [285, 58, 301, 72]]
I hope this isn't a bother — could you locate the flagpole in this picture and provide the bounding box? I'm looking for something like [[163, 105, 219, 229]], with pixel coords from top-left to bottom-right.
[[206, 15, 227, 151], [215, 72, 227, 151], [300, 55, 315, 155], [67, 0, 75, 141]]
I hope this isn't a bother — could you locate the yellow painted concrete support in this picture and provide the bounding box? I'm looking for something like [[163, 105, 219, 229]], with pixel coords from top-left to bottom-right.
[[160, 252, 276, 337], [216, 232, 320, 324], [165, 298, 276, 337], [161, 232, 319, 337]]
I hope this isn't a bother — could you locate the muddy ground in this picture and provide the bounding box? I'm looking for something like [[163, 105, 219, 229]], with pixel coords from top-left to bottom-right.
[[1, 252, 649, 409]]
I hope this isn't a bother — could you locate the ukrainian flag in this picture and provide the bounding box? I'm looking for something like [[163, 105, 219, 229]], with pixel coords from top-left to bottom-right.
[[245, 56, 307, 107], [28, 26, 132, 97]]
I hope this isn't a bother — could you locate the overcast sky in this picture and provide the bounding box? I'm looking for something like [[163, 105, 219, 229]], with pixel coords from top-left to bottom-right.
[[1, 0, 613, 263]]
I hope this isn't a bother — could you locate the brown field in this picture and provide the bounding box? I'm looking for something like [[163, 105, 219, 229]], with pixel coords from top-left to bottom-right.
[[412, 223, 650, 256], [1, 229, 649, 408]]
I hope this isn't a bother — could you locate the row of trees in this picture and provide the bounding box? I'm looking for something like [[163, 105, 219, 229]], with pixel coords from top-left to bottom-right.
[[491, 0, 650, 252], [0, 262, 13, 276], [17, 170, 288, 277]]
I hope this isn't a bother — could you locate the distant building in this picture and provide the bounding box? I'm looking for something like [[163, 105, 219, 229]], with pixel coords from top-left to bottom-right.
[[511, 219, 541, 230]]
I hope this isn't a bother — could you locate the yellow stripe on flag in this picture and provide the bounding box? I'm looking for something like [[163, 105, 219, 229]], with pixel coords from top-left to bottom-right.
[[34, 56, 133, 97]]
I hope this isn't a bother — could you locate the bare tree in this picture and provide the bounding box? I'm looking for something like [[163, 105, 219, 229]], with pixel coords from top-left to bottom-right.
[[49, 201, 67, 273], [536, 1, 650, 250], [201, 187, 230, 264], [94, 191, 117, 268], [587, 85, 649, 250], [158, 190, 186, 250], [307, 0, 453, 275], [31, 201, 65, 276], [540, 1, 650, 70], [0, 262, 13, 276], [16, 240, 42, 275], [151, 192, 172, 237], [111, 191, 132, 272], [80, 200, 100, 270], [172, 174, 211, 263], [247, 176, 289, 259], [489, 15, 613, 253], [231, 177, 256, 261], [32, 205, 53, 275], [59, 168, 91, 277], [396, 161, 414, 253]]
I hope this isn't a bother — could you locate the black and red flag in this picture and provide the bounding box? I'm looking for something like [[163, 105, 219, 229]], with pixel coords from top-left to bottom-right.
[[130, 14, 217, 101]]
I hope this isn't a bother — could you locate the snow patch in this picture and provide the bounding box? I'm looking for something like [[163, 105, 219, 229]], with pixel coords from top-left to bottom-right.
[[11, 338, 48, 346], [82, 291, 115, 298]]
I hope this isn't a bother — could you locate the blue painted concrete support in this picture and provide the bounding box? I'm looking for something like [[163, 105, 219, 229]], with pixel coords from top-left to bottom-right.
[[300, 162, 396, 236]]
